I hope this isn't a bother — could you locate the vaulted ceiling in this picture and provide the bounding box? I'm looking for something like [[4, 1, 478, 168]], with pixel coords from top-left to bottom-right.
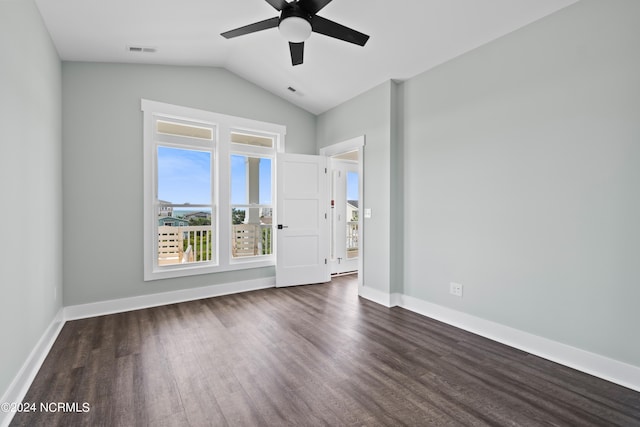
[[35, 0, 578, 114]]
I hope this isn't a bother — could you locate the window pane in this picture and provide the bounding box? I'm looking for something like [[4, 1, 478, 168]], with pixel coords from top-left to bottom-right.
[[158, 146, 211, 205], [156, 146, 214, 266], [259, 158, 272, 204], [230, 155, 246, 204], [231, 132, 273, 148], [231, 155, 271, 205], [231, 207, 273, 258], [157, 207, 214, 266], [157, 120, 212, 140]]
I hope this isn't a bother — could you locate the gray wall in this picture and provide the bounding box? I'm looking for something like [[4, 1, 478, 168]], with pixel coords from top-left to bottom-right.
[[401, 0, 640, 366], [62, 63, 316, 306], [0, 0, 62, 398], [316, 81, 398, 294]]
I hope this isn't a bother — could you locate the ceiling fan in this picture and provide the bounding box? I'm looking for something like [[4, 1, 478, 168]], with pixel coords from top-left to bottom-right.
[[221, 0, 369, 66]]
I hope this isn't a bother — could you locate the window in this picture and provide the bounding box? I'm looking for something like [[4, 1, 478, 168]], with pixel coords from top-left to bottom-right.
[[142, 100, 285, 280], [230, 153, 273, 258], [157, 146, 214, 265], [231, 131, 274, 148]]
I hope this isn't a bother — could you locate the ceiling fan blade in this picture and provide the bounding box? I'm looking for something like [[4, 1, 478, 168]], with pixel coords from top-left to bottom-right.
[[298, 0, 333, 15], [264, 0, 289, 11], [221, 16, 280, 39], [311, 15, 369, 46], [289, 42, 304, 66]]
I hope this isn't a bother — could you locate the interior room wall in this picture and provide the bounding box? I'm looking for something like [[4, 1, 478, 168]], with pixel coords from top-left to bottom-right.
[[0, 0, 62, 401], [401, 0, 640, 366], [390, 82, 404, 295], [62, 62, 316, 306], [316, 81, 398, 295]]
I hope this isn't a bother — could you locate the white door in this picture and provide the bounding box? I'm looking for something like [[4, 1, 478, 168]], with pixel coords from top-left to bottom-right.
[[276, 153, 330, 287]]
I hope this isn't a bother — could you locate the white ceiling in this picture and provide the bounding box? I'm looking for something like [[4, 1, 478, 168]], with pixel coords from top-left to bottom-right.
[[35, 0, 578, 115]]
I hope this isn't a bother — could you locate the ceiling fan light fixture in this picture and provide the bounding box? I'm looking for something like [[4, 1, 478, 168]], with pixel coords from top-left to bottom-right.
[[220, 0, 369, 66], [279, 16, 312, 42]]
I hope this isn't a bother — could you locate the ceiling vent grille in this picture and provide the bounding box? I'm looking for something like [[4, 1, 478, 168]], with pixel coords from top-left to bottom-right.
[[127, 45, 157, 53]]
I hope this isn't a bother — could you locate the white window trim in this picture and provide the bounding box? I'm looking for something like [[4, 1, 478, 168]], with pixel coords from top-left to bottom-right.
[[142, 99, 285, 281]]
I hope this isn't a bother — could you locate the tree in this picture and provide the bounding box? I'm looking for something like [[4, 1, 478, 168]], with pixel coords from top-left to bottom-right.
[[188, 217, 211, 226], [231, 208, 246, 225]]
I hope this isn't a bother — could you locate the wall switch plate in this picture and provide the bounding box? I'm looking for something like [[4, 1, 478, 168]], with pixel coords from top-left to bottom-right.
[[364, 208, 372, 218], [450, 282, 463, 297]]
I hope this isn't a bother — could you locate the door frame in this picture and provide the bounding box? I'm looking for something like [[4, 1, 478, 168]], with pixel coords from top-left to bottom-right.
[[319, 135, 365, 290]]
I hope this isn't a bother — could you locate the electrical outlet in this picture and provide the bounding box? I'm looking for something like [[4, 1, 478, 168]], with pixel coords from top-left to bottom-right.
[[450, 282, 463, 297]]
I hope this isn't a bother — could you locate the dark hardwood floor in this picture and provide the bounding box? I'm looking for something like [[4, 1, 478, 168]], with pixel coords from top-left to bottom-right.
[[11, 275, 640, 426]]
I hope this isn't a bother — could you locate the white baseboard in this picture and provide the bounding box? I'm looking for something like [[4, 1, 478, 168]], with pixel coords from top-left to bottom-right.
[[64, 277, 276, 320], [0, 309, 65, 427], [395, 293, 640, 393], [358, 285, 394, 307], [390, 292, 403, 307]]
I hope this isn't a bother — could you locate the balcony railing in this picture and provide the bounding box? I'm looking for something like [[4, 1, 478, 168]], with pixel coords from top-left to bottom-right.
[[232, 224, 272, 258], [347, 221, 359, 258], [158, 224, 273, 266], [158, 225, 212, 265]]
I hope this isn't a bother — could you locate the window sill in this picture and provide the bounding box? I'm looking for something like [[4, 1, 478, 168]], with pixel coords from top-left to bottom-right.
[[144, 257, 275, 281]]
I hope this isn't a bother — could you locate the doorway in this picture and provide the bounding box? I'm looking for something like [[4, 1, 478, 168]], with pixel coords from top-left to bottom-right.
[[330, 153, 359, 275], [277, 136, 364, 288], [320, 135, 364, 287]]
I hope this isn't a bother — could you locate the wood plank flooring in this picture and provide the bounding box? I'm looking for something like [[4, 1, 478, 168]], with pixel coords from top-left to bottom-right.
[[11, 275, 640, 426]]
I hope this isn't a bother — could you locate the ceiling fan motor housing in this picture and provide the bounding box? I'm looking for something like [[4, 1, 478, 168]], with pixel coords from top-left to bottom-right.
[[279, 5, 313, 42]]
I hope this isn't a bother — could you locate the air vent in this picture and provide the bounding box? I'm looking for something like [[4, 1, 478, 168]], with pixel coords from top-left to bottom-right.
[[127, 45, 157, 53]]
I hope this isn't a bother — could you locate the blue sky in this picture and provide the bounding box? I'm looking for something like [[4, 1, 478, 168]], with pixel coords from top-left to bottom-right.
[[157, 147, 272, 206], [158, 147, 357, 206], [347, 171, 358, 201], [157, 147, 211, 205]]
